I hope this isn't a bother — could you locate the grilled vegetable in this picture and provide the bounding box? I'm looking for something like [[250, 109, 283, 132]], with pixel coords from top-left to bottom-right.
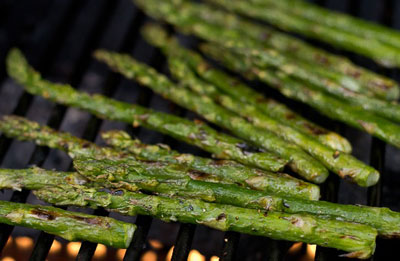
[[0, 168, 377, 258], [95, 49, 330, 183], [141, 23, 352, 153], [0, 200, 135, 248], [134, 0, 399, 100], [1, 167, 398, 239], [167, 56, 378, 187], [135, 3, 400, 123], [200, 43, 400, 151], [6, 48, 286, 172], [96, 49, 381, 187], [205, 0, 400, 68], [73, 157, 400, 239], [248, 0, 400, 54], [0, 116, 319, 200], [167, 1, 398, 100]]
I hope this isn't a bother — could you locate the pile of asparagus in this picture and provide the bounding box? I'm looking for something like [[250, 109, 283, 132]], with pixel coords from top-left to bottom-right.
[[132, 0, 400, 152], [2, 115, 400, 259], [3, 1, 400, 255], [0, 47, 399, 257], [206, 0, 400, 68]]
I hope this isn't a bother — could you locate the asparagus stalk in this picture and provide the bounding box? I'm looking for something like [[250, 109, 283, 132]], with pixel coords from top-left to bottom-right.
[[200, 43, 400, 149], [0, 200, 135, 248], [134, 0, 399, 100], [5, 49, 286, 172], [0, 169, 377, 258], [173, 1, 399, 101], [0, 116, 319, 200], [205, 0, 400, 68], [167, 56, 379, 187], [1, 168, 398, 239], [141, 24, 352, 153], [248, 0, 400, 51], [94, 50, 330, 184]]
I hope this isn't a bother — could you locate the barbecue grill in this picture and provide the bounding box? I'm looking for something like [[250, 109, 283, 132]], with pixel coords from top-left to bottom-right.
[[0, 0, 399, 260]]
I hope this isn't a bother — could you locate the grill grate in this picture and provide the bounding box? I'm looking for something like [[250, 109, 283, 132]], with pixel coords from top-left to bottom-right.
[[0, 0, 399, 260]]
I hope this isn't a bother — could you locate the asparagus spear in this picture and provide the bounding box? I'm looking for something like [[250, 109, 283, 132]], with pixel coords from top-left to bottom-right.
[[248, 0, 400, 51], [141, 24, 352, 153], [0, 200, 135, 248], [0, 169, 377, 258], [1, 168, 398, 239], [5, 49, 286, 172], [172, 1, 399, 101], [200, 43, 400, 149], [205, 0, 400, 68], [94, 50, 330, 184], [167, 56, 380, 187], [0, 116, 319, 200]]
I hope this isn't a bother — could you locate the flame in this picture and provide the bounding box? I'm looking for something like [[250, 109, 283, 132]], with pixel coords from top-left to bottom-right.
[[210, 256, 220, 261], [2, 257, 16, 261], [149, 239, 163, 250], [117, 249, 126, 260], [166, 246, 174, 261], [49, 240, 62, 254], [188, 250, 205, 261], [288, 242, 303, 255], [6, 237, 13, 247], [141, 250, 157, 261], [94, 244, 107, 258], [66, 242, 81, 256], [165, 247, 205, 261], [14, 236, 33, 250], [306, 244, 316, 260]]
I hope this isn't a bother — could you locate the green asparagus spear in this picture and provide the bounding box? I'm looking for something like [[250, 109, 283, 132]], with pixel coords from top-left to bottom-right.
[[166, 56, 379, 187], [141, 23, 352, 153], [248, 0, 400, 51], [0, 116, 319, 200], [0, 169, 377, 258], [200, 43, 400, 149], [0, 200, 135, 248], [5, 48, 286, 172], [205, 0, 400, 68], [1, 168, 398, 239], [173, 1, 399, 101], [134, 0, 399, 100], [94, 50, 330, 184]]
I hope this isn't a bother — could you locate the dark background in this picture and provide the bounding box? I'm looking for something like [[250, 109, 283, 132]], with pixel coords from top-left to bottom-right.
[[0, 0, 399, 260]]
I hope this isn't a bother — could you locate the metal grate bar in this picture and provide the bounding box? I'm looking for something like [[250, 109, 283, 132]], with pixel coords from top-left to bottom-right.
[[171, 224, 196, 261], [220, 232, 240, 261], [123, 216, 153, 261]]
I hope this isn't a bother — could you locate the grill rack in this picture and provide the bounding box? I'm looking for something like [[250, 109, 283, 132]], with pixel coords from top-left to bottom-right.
[[0, 0, 399, 260]]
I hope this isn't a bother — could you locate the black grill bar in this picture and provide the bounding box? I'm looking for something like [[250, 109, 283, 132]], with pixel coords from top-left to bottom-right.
[[123, 216, 153, 261], [171, 224, 196, 261], [221, 232, 240, 261]]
